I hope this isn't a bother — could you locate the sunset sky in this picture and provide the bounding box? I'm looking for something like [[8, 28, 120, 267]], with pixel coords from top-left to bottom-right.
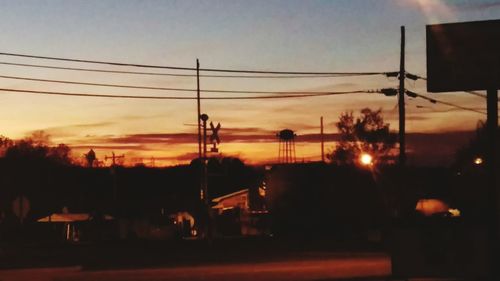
[[0, 0, 499, 166]]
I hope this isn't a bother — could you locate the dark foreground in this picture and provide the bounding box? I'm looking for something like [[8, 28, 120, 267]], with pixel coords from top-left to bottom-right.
[[0, 253, 390, 281], [0, 238, 393, 281], [1, 238, 473, 281]]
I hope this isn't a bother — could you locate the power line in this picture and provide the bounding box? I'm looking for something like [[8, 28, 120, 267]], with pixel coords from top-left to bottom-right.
[[406, 73, 487, 99], [0, 61, 382, 79], [0, 51, 390, 75], [464, 91, 487, 99], [0, 87, 370, 100], [409, 91, 486, 115], [413, 104, 486, 113], [0, 74, 366, 95], [382, 86, 486, 115], [0, 61, 196, 77], [0, 52, 194, 71]]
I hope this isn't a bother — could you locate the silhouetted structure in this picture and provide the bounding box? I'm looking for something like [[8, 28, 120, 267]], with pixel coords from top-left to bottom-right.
[[277, 129, 296, 163], [85, 149, 96, 167], [105, 152, 124, 166]]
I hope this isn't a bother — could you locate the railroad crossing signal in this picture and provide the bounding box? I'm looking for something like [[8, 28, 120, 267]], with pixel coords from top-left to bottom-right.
[[209, 122, 221, 153]]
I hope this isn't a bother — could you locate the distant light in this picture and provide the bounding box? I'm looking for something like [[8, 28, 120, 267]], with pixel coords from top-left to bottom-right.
[[360, 153, 373, 166], [415, 199, 449, 216], [448, 208, 461, 217], [259, 186, 266, 197], [474, 157, 483, 165]]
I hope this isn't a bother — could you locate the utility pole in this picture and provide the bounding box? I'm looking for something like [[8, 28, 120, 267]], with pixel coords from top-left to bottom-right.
[[197, 59, 202, 161], [195, 60, 212, 242], [200, 113, 211, 241], [320, 116, 325, 162], [104, 152, 124, 203], [486, 88, 498, 278], [201, 113, 209, 206], [196, 59, 205, 203], [398, 26, 406, 166], [202, 115, 208, 159], [105, 152, 124, 166]]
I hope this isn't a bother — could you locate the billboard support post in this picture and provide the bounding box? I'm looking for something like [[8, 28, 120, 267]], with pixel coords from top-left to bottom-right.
[[398, 26, 406, 166], [487, 88, 498, 276]]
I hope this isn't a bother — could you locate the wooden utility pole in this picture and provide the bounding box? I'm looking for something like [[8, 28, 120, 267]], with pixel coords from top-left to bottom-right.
[[104, 152, 124, 166], [196, 59, 204, 202], [320, 116, 325, 162], [202, 116, 208, 160], [398, 26, 406, 166], [104, 152, 123, 204], [197, 59, 202, 161], [201, 114, 209, 206], [195, 60, 212, 242], [487, 88, 498, 277], [200, 113, 211, 241]]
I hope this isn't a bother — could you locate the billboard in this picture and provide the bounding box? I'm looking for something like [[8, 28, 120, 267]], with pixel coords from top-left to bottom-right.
[[427, 19, 500, 92]]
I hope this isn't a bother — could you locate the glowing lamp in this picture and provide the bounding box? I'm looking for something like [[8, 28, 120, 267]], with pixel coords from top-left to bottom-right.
[[360, 153, 373, 166], [474, 157, 483, 165]]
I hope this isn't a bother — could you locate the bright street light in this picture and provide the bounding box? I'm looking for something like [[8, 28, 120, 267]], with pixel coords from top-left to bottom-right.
[[360, 153, 373, 166], [474, 157, 483, 165]]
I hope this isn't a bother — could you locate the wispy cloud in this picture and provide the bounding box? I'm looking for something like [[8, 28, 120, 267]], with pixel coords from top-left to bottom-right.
[[59, 125, 477, 166], [152, 152, 201, 162], [65, 126, 342, 152], [449, 1, 500, 11], [70, 144, 148, 151], [32, 122, 116, 139], [397, 0, 457, 22], [398, 0, 500, 22]]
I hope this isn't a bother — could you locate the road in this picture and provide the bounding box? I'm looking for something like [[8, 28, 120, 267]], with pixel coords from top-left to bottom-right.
[[0, 253, 390, 281]]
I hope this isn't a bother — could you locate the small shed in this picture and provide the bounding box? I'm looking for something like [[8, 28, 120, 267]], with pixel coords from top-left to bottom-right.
[[37, 213, 114, 242], [212, 189, 269, 236], [212, 189, 249, 213]]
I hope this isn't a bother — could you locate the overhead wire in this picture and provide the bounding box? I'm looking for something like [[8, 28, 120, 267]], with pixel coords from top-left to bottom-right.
[[406, 73, 487, 99], [0, 61, 372, 79], [0, 87, 371, 100], [0, 74, 367, 95], [0, 51, 390, 76], [0, 62, 485, 115], [7, 52, 482, 113], [410, 91, 486, 115], [404, 73, 489, 114]]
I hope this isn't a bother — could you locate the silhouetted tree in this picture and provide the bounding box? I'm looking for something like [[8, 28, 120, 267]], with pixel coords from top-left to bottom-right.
[[2, 136, 73, 166], [455, 120, 500, 168], [0, 135, 14, 156], [328, 108, 397, 165], [48, 144, 72, 164], [85, 149, 97, 167], [30, 130, 51, 146]]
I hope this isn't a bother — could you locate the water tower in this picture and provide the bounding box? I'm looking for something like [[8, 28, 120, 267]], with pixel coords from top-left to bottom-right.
[[277, 129, 296, 163]]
